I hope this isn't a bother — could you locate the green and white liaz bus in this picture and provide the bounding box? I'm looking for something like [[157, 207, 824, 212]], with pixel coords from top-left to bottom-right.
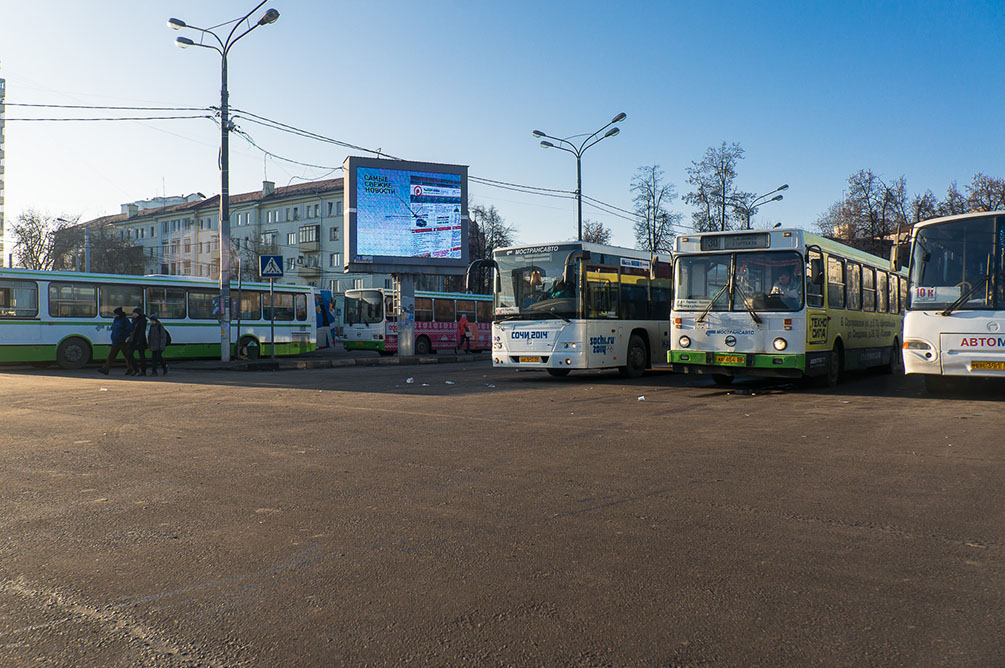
[[669, 228, 906, 386], [0, 268, 316, 369]]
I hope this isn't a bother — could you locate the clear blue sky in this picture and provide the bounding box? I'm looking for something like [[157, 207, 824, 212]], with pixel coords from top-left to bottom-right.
[[2, 1, 1002, 250]]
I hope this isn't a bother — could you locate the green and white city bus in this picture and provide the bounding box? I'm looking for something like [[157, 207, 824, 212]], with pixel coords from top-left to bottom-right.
[[669, 228, 906, 385], [0, 268, 316, 369]]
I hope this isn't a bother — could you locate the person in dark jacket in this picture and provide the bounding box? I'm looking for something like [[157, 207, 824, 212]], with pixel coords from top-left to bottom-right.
[[99, 307, 135, 375], [126, 308, 149, 376], [147, 314, 169, 376]]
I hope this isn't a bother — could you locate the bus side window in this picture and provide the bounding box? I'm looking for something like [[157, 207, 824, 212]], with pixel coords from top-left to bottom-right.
[[295, 294, 308, 321], [0, 279, 39, 318], [827, 257, 845, 308], [806, 250, 824, 307], [99, 284, 142, 318], [649, 261, 672, 320], [876, 271, 889, 313], [240, 292, 262, 320], [434, 299, 455, 322], [475, 300, 492, 323], [456, 300, 476, 322], [585, 264, 618, 319], [384, 295, 396, 322], [888, 274, 898, 313], [846, 262, 862, 310], [899, 277, 908, 313], [414, 298, 433, 322], [48, 282, 97, 318], [862, 267, 876, 311]]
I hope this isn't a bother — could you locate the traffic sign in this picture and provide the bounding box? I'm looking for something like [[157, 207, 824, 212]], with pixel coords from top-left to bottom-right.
[[259, 255, 284, 278]]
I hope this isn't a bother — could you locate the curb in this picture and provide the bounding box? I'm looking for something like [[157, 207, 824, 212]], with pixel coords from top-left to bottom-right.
[[179, 352, 491, 372]]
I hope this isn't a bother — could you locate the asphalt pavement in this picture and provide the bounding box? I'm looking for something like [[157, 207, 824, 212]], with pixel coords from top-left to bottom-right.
[[0, 361, 1001, 667]]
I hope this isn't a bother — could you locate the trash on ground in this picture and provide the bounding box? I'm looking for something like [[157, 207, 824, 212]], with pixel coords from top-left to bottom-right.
[[406, 377, 414, 384], [637, 396, 645, 401], [445, 380, 456, 385], [100, 388, 109, 392]]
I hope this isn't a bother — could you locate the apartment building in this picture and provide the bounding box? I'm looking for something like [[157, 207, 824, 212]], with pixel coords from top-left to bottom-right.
[[81, 178, 390, 292]]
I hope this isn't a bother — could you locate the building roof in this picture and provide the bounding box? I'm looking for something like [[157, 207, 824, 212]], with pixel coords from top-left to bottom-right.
[[80, 177, 344, 227]]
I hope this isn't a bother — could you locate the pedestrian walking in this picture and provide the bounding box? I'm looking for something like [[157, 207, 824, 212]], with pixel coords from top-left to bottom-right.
[[126, 308, 149, 376], [98, 307, 135, 375], [455, 313, 472, 353], [147, 314, 170, 376]]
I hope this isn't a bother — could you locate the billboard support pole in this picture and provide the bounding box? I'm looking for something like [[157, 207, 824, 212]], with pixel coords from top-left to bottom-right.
[[396, 274, 416, 356]]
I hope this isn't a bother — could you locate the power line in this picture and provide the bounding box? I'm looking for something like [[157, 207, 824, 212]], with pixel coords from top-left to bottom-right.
[[4, 101, 210, 110], [233, 128, 343, 171], [4, 115, 214, 122]]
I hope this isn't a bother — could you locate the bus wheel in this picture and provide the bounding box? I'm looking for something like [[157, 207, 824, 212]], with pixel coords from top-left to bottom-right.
[[414, 336, 432, 356], [237, 336, 257, 359], [819, 344, 843, 388], [880, 339, 903, 374], [57, 337, 91, 370], [712, 374, 734, 386], [619, 334, 648, 378], [547, 368, 571, 378]]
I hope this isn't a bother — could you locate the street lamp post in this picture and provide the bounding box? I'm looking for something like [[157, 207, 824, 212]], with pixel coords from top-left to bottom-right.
[[533, 112, 626, 241], [740, 184, 789, 228], [168, 2, 279, 362]]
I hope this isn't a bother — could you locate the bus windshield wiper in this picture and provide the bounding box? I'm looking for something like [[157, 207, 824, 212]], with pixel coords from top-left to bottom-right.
[[941, 273, 991, 316], [732, 282, 763, 325], [549, 307, 571, 324], [696, 282, 731, 323]]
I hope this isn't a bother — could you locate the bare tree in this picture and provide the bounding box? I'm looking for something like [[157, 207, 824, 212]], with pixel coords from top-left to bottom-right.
[[468, 203, 516, 293], [815, 169, 908, 255], [683, 142, 752, 231], [10, 210, 76, 270], [581, 219, 612, 244], [631, 165, 680, 253], [469, 204, 516, 260], [53, 223, 151, 275], [937, 182, 968, 217], [965, 172, 1005, 212]]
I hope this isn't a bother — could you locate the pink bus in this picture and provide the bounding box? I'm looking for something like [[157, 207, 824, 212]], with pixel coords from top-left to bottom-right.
[[343, 289, 492, 355]]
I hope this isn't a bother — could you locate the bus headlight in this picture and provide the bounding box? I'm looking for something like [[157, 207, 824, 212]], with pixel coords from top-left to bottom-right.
[[679, 336, 691, 348], [773, 337, 788, 351]]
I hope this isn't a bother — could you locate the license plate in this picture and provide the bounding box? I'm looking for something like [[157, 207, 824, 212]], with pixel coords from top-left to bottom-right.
[[715, 354, 745, 365], [519, 356, 541, 363], [971, 360, 1005, 370]]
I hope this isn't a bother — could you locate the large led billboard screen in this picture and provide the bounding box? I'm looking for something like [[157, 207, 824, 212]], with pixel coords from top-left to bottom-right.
[[344, 156, 468, 274]]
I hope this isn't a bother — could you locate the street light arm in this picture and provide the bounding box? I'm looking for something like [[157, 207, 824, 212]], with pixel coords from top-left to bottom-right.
[[177, 37, 223, 55], [542, 142, 578, 157], [581, 128, 619, 154], [225, 0, 269, 47]]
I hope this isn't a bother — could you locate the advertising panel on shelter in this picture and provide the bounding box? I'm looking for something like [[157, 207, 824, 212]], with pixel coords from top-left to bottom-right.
[[343, 156, 469, 274]]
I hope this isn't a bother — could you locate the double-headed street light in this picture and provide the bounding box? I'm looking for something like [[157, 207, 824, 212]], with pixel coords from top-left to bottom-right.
[[740, 184, 789, 228], [168, 2, 279, 362], [533, 112, 627, 241]]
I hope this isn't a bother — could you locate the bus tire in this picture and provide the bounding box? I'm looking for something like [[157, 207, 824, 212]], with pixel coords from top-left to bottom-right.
[[619, 334, 648, 378], [712, 374, 734, 386], [57, 337, 91, 370], [547, 368, 571, 378], [880, 339, 903, 374], [237, 336, 257, 359], [819, 343, 843, 388], [414, 336, 432, 356]]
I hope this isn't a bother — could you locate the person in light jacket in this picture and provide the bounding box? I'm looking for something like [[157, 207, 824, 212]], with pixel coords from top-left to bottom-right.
[[147, 314, 169, 376]]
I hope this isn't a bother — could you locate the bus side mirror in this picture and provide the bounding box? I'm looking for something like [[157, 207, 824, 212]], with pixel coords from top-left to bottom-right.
[[809, 258, 824, 285]]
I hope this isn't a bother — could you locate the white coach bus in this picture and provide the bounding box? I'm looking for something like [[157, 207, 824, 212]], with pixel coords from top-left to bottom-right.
[[490, 242, 672, 377], [901, 211, 1005, 391], [0, 268, 316, 369]]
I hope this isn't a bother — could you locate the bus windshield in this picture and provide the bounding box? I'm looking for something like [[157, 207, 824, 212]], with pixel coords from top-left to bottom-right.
[[676, 251, 804, 312], [495, 249, 578, 320], [909, 217, 997, 311], [344, 289, 384, 324]]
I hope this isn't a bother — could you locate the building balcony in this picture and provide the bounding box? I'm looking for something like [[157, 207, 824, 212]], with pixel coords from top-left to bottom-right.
[[298, 240, 320, 253], [298, 265, 320, 279]]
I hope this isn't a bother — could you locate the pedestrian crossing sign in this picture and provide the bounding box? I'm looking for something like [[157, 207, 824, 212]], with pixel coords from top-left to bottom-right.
[[259, 255, 284, 278]]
